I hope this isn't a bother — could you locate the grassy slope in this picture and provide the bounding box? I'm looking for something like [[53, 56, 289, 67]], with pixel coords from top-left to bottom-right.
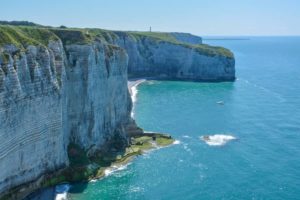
[[0, 25, 59, 48], [0, 25, 233, 58]]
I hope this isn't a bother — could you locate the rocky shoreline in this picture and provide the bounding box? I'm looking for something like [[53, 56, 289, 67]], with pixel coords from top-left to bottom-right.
[[21, 133, 174, 200]]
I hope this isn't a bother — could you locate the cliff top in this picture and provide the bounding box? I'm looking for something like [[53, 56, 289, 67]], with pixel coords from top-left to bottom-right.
[[127, 31, 233, 58], [0, 22, 233, 58]]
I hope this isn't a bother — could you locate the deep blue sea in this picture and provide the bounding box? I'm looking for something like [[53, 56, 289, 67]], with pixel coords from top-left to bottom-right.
[[69, 37, 300, 200]]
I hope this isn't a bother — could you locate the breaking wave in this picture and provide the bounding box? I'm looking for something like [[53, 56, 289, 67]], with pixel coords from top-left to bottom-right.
[[55, 184, 70, 200], [130, 85, 138, 117], [104, 163, 131, 177], [129, 79, 146, 117], [173, 140, 181, 145], [200, 134, 236, 146], [131, 85, 138, 104]]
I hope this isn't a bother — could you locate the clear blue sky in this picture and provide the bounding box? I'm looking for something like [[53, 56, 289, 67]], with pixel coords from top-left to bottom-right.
[[1, 0, 299, 36]]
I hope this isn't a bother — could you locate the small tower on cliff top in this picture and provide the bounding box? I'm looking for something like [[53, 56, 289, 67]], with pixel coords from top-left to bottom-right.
[[150, 26, 152, 32]]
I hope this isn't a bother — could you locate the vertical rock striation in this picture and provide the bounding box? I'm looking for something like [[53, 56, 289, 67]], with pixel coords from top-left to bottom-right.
[[0, 37, 131, 198], [63, 43, 131, 151], [0, 41, 68, 195]]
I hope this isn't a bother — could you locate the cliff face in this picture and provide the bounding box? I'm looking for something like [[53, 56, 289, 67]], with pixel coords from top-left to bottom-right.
[[63, 43, 130, 151], [0, 41, 68, 195], [0, 25, 235, 198], [0, 29, 131, 197], [113, 32, 235, 81]]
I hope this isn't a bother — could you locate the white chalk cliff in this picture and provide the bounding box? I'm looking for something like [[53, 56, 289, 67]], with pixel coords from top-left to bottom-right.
[[0, 25, 235, 199]]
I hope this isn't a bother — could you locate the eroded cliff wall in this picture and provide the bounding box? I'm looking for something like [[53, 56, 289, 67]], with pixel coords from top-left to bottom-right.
[[63, 43, 130, 151], [113, 32, 235, 81], [0, 29, 131, 197], [0, 41, 68, 194]]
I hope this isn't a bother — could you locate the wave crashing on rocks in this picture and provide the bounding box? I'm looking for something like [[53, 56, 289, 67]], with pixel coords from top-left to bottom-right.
[[200, 134, 236, 146]]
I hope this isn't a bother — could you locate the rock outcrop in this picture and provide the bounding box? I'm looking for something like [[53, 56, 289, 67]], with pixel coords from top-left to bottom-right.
[[0, 24, 235, 199]]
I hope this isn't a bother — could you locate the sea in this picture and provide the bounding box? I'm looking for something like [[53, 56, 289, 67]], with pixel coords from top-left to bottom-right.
[[67, 37, 300, 200]]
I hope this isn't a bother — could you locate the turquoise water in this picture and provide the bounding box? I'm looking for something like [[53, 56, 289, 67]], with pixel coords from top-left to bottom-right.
[[69, 37, 300, 200]]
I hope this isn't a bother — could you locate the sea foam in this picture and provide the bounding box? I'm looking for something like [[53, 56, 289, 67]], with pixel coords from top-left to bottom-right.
[[55, 184, 70, 200], [131, 85, 138, 104], [129, 79, 146, 117], [130, 85, 138, 117], [200, 134, 236, 146], [173, 140, 181, 145], [104, 163, 130, 177]]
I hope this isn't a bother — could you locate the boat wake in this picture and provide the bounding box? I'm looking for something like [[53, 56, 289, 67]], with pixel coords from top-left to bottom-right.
[[200, 134, 236, 146], [238, 78, 286, 102]]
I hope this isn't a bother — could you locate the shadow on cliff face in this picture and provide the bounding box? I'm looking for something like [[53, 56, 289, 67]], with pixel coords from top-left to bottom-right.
[[64, 131, 129, 195], [100, 130, 129, 155], [23, 187, 56, 200]]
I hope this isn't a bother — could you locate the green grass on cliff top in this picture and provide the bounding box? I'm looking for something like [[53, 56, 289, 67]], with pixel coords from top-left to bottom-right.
[[0, 25, 59, 48], [129, 31, 233, 58], [129, 31, 180, 43], [0, 24, 233, 58]]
